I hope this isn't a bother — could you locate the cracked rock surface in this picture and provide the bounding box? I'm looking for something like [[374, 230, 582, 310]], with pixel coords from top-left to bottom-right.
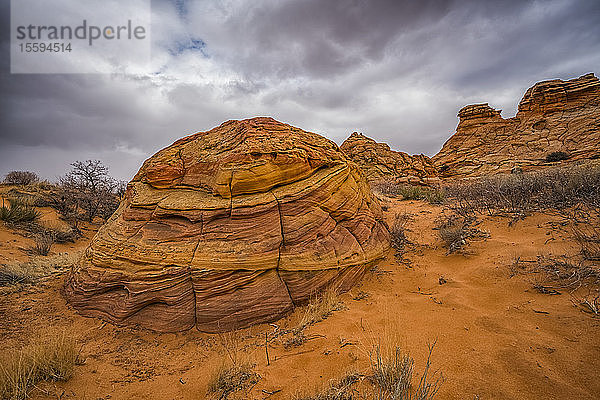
[[433, 73, 600, 178], [65, 117, 390, 332], [340, 132, 438, 184]]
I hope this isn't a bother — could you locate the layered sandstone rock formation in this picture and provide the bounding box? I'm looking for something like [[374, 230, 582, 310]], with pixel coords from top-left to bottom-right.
[[65, 117, 390, 332], [340, 132, 438, 184], [432, 73, 600, 177]]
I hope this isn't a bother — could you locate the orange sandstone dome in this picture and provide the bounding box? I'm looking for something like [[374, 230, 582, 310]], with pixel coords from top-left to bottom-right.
[[65, 117, 390, 332]]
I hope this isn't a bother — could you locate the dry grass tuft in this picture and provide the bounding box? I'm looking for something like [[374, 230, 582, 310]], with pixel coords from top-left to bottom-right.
[[207, 362, 260, 400], [368, 340, 444, 400], [0, 252, 80, 290], [294, 336, 444, 400], [299, 289, 345, 329], [390, 213, 412, 255], [27, 232, 55, 256], [294, 371, 361, 400], [0, 330, 82, 400], [435, 214, 488, 254], [372, 182, 445, 205], [208, 331, 260, 399]]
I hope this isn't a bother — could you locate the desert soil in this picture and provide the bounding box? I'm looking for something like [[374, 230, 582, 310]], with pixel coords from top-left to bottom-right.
[[1, 195, 599, 399]]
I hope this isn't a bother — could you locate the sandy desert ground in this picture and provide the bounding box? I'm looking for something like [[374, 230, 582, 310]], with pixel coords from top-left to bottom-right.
[[1, 186, 598, 400]]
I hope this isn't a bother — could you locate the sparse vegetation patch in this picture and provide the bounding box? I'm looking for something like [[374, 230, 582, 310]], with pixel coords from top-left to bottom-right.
[[0, 330, 82, 400], [0, 197, 41, 224]]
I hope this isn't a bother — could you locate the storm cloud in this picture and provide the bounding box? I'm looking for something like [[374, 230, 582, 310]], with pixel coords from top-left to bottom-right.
[[1, 0, 599, 180]]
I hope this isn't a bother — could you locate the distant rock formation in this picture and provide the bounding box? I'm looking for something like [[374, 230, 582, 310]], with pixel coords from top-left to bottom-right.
[[65, 117, 390, 332], [340, 132, 438, 185], [432, 73, 600, 177]]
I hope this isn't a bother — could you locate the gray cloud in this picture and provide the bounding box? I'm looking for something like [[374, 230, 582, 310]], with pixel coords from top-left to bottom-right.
[[1, 0, 599, 181]]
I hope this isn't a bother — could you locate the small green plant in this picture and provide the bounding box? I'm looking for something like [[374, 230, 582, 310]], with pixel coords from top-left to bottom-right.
[[0, 198, 40, 224]]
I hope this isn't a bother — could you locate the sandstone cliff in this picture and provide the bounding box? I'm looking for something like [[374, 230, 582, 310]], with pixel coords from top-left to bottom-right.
[[340, 132, 438, 184], [432, 73, 600, 177], [65, 117, 390, 332]]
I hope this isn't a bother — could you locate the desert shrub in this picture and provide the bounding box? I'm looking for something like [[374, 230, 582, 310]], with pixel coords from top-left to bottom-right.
[[296, 342, 443, 400], [3, 171, 38, 186], [569, 207, 600, 261], [545, 151, 570, 163], [372, 180, 400, 197], [373, 182, 445, 204], [397, 185, 425, 200], [369, 341, 443, 400], [435, 214, 488, 254], [390, 213, 411, 254], [50, 160, 122, 224], [27, 232, 54, 256], [396, 186, 445, 204], [445, 162, 600, 218], [0, 198, 41, 224], [50, 227, 81, 244], [0, 330, 82, 400], [207, 362, 260, 399], [294, 371, 361, 400]]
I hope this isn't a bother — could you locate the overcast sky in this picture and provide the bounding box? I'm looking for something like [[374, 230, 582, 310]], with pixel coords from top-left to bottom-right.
[[1, 0, 599, 181]]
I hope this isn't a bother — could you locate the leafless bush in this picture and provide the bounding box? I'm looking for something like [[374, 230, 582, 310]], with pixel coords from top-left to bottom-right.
[[569, 207, 600, 261], [445, 162, 600, 219], [3, 171, 38, 186], [27, 232, 54, 256], [513, 255, 600, 294], [434, 214, 487, 254], [390, 213, 412, 255], [578, 293, 600, 315], [50, 160, 122, 224]]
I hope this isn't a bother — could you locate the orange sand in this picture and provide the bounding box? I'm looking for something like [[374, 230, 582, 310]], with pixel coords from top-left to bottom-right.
[[1, 197, 598, 399]]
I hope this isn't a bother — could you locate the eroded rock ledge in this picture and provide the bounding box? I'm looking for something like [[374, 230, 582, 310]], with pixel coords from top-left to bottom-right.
[[433, 73, 600, 177], [340, 132, 438, 185], [65, 117, 390, 332]]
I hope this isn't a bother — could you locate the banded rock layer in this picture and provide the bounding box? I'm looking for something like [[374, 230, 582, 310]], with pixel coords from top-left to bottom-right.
[[433, 73, 600, 177], [340, 132, 438, 185], [65, 117, 390, 332]]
